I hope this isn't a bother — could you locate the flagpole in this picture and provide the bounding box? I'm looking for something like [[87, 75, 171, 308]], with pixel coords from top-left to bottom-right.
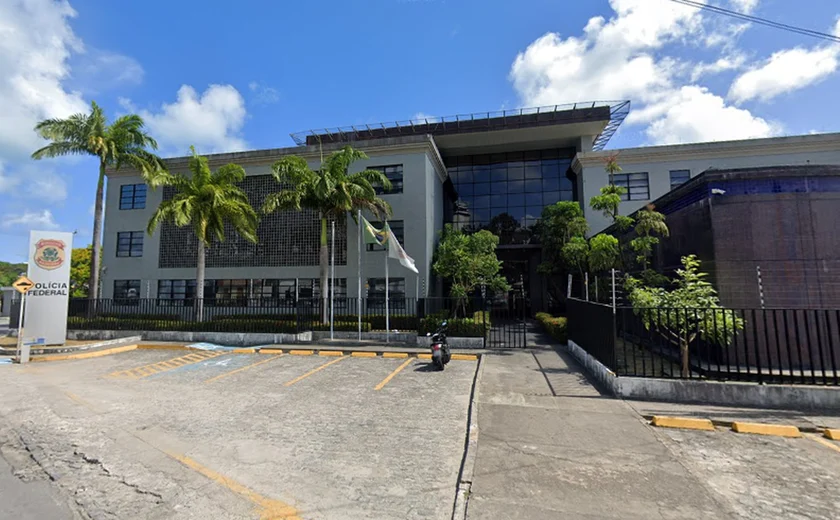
[[330, 220, 335, 340], [385, 250, 389, 344], [357, 210, 362, 342]]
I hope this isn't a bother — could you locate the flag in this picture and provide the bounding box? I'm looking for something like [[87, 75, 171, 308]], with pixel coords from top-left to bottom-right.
[[385, 223, 418, 274], [361, 216, 387, 246]]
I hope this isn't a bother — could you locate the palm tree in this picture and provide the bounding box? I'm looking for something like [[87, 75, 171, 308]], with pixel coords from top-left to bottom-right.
[[147, 147, 258, 321], [263, 145, 392, 321], [32, 101, 163, 301]]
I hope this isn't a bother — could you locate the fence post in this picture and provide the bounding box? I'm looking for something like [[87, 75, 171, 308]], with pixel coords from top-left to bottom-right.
[[756, 265, 765, 310], [611, 269, 616, 311], [584, 272, 589, 301], [611, 268, 617, 370], [566, 274, 573, 299]]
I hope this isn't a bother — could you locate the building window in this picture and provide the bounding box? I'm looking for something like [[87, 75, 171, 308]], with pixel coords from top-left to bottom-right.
[[613, 173, 650, 201], [367, 278, 406, 310], [670, 169, 690, 189], [116, 231, 144, 257], [119, 184, 147, 210], [114, 280, 140, 305], [371, 165, 403, 194], [210, 279, 249, 306], [297, 279, 321, 300], [367, 221, 404, 251]]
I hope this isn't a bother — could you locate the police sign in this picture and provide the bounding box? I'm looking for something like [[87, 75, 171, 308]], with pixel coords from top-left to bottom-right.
[[24, 230, 73, 345]]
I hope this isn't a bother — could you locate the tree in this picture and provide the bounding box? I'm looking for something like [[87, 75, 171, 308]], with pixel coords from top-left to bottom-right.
[[629, 204, 669, 271], [589, 155, 633, 232], [433, 225, 510, 315], [69, 246, 101, 297], [588, 234, 620, 273], [536, 201, 589, 305], [32, 101, 163, 302], [147, 147, 258, 321], [262, 145, 392, 321], [625, 255, 744, 377]]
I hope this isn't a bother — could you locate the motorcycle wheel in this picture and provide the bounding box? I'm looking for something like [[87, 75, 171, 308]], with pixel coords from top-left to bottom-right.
[[432, 352, 444, 371]]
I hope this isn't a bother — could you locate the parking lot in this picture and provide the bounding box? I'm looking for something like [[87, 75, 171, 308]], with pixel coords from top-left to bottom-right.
[[0, 348, 479, 519]]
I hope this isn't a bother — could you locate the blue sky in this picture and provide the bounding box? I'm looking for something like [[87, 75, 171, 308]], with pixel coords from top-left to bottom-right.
[[1, 0, 839, 262]]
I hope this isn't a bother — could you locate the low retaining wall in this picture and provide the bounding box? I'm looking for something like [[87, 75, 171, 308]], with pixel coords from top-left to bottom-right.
[[0, 335, 142, 356], [312, 331, 416, 344], [416, 336, 485, 349], [566, 340, 840, 411], [68, 330, 311, 347]]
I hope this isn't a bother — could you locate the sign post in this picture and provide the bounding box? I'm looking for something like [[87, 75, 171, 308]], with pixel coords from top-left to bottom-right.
[[24, 231, 74, 348], [12, 276, 34, 363]]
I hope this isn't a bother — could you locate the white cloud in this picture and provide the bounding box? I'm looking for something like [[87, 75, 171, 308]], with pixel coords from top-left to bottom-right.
[[509, 0, 778, 145], [126, 84, 248, 155], [0, 162, 67, 203], [71, 48, 144, 93], [0, 0, 88, 161], [691, 54, 746, 81], [248, 81, 280, 105], [730, 0, 759, 14], [2, 210, 59, 230], [412, 112, 440, 123], [729, 45, 840, 103]]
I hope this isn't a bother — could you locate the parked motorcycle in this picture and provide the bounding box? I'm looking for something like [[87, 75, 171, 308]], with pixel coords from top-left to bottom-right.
[[428, 321, 451, 371]]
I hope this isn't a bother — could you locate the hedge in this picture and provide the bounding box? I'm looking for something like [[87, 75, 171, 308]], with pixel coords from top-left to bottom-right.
[[66, 316, 371, 334], [334, 314, 418, 331], [419, 311, 490, 338], [535, 312, 568, 344]]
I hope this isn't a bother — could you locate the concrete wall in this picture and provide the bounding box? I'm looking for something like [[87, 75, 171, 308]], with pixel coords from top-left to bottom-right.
[[574, 133, 840, 234], [101, 140, 447, 302]]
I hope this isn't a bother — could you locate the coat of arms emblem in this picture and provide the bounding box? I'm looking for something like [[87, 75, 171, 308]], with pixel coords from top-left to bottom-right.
[[34, 239, 66, 271]]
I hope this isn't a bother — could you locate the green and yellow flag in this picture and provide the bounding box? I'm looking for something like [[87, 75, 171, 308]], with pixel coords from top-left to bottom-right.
[[362, 216, 388, 246]]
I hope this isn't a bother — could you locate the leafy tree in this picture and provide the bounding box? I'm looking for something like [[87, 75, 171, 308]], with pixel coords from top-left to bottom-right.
[[147, 147, 258, 321], [484, 212, 524, 244], [590, 155, 633, 232], [32, 101, 163, 302], [588, 234, 620, 273], [262, 145, 392, 321], [629, 204, 669, 271], [433, 225, 510, 316], [0, 261, 27, 287], [69, 246, 102, 297], [625, 255, 744, 377], [536, 201, 589, 304]]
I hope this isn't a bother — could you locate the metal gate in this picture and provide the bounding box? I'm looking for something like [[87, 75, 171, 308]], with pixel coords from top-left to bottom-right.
[[485, 296, 528, 348]]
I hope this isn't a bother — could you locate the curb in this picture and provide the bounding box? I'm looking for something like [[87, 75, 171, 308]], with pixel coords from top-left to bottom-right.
[[452, 353, 484, 520], [31, 344, 138, 362], [645, 414, 831, 439], [255, 348, 479, 360]]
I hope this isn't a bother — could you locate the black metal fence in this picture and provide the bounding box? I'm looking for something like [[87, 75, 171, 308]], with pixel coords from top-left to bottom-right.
[[10, 297, 501, 343], [568, 297, 840, 386]]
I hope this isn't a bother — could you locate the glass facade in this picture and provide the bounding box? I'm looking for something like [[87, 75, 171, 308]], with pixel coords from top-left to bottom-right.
[[445, 149, 576, 245]]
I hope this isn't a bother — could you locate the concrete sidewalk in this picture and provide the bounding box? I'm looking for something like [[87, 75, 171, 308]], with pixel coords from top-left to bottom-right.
[[467, 346, 736, 519]]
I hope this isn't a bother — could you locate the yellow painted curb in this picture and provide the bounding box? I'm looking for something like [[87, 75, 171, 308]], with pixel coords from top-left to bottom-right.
[[319, 351, 343, 357], [351, 352, 377, 358], [383, 352, 409, 358], [824, 428, 840, 441], [31, 344, 137, 362], [417, 353, 432, 359], [230, 348, 256, 354], [289, 349, 313, 356], [260, 348, 284, 354], [732, 421, 801, 438], [451, 354, 478, 361], [651, 416, 715, 431], [137, 344, 194, 351]]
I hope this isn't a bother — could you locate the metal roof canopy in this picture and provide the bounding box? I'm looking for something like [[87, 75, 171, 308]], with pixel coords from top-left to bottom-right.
[[290, 101, 631, 152]]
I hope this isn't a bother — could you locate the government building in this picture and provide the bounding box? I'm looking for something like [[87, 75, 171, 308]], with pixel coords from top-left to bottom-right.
[[101, 101, 840, 313]]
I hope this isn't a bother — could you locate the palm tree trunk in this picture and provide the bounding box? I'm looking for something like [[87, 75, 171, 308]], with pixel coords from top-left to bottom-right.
[[320, 215, 329, 324], [89, 162, 106, 303], [196, 239, 206, 322]]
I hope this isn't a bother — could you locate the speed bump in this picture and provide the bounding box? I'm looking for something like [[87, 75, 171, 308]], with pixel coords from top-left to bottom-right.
[[651, 416, 716, 431], [824, 428, 840, 441], [731, 421, 801, 438]]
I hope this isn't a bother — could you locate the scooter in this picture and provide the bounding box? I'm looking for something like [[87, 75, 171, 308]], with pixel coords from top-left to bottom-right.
[[428, 321, 451, 371]]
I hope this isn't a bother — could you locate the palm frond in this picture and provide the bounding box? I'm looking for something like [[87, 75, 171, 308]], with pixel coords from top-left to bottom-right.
[[213, 163, 247, 185], [324, 146, 368, 177], [262, 190, 302, 213], [31, 142, 91, 160], [350, 168, 392, 192], [271, 156, 314, 186]]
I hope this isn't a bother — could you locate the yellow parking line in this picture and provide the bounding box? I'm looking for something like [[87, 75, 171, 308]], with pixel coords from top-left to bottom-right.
[[204, 355, 283, 384], [374, 358, 414, 391], [807, 433, 840, 454], [106, 352, 223, 379], [164, 451, 299, 519], [284, 356, 348, 387]]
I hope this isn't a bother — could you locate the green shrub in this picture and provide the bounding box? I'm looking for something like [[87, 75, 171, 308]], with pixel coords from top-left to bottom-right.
[[419, 311, 490, 338], [536, 312, 567, 343], [334, 314, 418, 331]]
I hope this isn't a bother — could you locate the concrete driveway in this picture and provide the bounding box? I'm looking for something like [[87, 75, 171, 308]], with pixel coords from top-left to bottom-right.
[[0, 348, 478, 519]]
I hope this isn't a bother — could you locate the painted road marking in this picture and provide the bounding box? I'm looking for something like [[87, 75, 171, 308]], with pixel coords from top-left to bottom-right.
[[204, 355, 283, 384], [651, 416, 716, 431], [374, 358, 415, 391], [284, 355, 348, 387], [806, 433, 840, 454], [731, 421, 801, 438], [165, 451, 300, 519], [107, 351, 223, 380]]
